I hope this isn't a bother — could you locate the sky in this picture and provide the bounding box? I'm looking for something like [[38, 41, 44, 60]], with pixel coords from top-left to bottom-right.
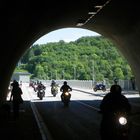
[[34, 28, 100, 45]]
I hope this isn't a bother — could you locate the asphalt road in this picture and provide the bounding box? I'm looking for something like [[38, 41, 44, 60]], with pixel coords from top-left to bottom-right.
[[35, 100, 101, 140], [15, 83, 140, 140]]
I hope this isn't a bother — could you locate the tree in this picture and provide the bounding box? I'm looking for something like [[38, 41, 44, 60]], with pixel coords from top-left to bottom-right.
[[34, 64, 45, 79], [114, 67, 124, 79], [17, 36, 133, 81]]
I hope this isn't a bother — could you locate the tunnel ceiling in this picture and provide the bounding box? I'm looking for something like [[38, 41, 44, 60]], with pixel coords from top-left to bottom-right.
[[1, 0, 139, 51], [1, 0, 140, 101]]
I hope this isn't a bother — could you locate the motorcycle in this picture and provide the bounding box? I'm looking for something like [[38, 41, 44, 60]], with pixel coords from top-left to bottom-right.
[[37, 89, 45, 100], [61, 91, 71, 107], [51, 84, 58, 97], [93, 83, 106, 92]]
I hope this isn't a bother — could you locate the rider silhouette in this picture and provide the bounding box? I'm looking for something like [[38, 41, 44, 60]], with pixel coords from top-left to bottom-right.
[[99, 84, 131, 140], [60, 81, 72, 92], [36, 81, 46, 97], [10, 81, 23, 119], [51, 80, 56, 86], [60, 81, 72, 101]]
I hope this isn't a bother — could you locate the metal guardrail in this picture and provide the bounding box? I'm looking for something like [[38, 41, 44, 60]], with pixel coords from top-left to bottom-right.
[[30, 79, 138, 91]]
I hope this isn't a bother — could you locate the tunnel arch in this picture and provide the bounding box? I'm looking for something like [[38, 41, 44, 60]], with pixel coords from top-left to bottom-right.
[[1, 0, 140, 102]]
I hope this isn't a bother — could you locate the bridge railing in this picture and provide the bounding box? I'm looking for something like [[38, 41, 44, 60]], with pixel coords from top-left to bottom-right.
[[30, 79, 138, 92]]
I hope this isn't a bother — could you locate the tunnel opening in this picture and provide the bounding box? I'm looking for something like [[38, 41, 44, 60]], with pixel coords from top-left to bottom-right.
[[7, 27, 139, 104], [13, 28, 136, 89]]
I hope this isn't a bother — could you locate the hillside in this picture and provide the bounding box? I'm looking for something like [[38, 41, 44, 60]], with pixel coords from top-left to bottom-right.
[[17, 36, 133, 82]]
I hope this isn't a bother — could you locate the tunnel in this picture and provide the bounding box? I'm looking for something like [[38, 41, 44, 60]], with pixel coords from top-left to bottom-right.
[[0, 1, 140, 140], [0, 0, 140, 102]]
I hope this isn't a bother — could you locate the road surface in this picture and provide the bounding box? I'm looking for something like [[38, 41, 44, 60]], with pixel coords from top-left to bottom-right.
[[7, 83, 140, 140]]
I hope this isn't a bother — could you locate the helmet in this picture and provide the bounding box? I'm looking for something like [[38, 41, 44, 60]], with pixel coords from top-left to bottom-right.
[[13, 81, 19, 87], [110, 85, 122, 94], [64, 81, 67, 85]]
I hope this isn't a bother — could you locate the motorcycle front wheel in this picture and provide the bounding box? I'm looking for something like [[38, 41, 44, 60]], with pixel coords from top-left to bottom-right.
[[102, 88, 106, 92]]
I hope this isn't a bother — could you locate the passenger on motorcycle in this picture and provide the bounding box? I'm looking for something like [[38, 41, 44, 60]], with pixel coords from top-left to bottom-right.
[[99, 84, 131, 140], [60, 81, 72, 101]]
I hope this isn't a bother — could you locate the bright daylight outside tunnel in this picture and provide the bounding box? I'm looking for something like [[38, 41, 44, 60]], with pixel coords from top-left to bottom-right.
[[12, 28, 137, 92], [6, 28, 140, 140]]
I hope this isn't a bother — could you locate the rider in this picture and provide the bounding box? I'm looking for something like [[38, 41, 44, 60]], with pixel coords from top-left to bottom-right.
[[51, 80, 56, 86], [10, 79, 17, 87], [99, 84, 131, 140], [36, 81, 46, 97], [60, 81, 72, 101], [51, 80, 58, 94], [51, 80, 56, 89]]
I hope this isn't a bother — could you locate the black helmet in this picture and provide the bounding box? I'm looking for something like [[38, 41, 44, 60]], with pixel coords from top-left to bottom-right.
[[64, 81, 67, 85], [110, 85, 122, 94], [13, 81, 19, 87]]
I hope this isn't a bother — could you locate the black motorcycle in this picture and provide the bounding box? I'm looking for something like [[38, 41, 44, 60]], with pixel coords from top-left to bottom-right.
[[37, 89, 45, 100], [61, 91, 71, 107], [51, 84, 58, 97], [93, 83, 106, 92]]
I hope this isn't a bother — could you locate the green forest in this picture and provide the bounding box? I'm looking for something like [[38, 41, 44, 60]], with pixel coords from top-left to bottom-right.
[[16, 36, 133, 83]]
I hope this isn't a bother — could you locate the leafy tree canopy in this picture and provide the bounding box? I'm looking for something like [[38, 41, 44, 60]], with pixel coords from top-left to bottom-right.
[[17, 36, 133, 83]]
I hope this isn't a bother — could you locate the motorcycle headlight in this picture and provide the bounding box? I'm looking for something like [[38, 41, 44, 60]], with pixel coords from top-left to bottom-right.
[[65, 92, 69, 96], [119, 116, 127, 125]]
